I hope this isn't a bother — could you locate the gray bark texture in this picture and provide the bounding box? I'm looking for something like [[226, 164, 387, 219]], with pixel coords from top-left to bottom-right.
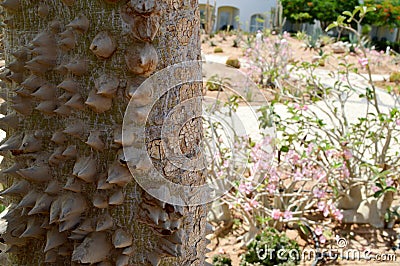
[[0, 0, 206, 265]]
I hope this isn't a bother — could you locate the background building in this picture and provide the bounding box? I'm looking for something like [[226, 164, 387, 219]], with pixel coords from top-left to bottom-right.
[[199, 0, 277, 32]]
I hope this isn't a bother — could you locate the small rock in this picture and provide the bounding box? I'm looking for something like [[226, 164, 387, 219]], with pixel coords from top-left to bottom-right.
[[332, 41, 347, 53]]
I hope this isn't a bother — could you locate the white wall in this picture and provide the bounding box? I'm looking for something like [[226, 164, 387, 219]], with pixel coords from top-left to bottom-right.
[[199, 0, 277, 32]]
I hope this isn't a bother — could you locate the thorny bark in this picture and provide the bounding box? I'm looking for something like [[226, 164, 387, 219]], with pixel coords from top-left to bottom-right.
[[0, 0, 206, 265]]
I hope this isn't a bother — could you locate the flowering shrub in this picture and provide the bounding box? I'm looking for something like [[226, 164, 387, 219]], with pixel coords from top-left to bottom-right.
[[243, 32, 292, 87], [205, 5, 400, 254]]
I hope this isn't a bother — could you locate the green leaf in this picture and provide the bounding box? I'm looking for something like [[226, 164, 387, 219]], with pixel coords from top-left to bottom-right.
[[342, 11, 353, 17], [299, 223, 310, 236], [373, 190, 384, 198], [280, 146, 289, 152], [326, 22, 338, 32], [385, 187, 397, 193]]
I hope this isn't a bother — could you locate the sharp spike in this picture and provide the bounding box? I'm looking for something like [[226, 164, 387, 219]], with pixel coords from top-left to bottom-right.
[[95, 73, 119, 97], [16, 165, 52, 182], [16, 190, 40, 208], [51, 131, 67, 144], [31, 83, 56, 100], [85, 130, 105, 151], [44, 227, 67, 252], [63, 177, 83, 193], [59, 213, 81, 232], [106, 163, 132, 187], [1, 162, 24, 176], [72, 157, 97, 183], [95, 214, 113, 231], [49, 197, 61, 224], [32, 31, 56, 47], [21, 75, 45, 90], [62, 145, 77, 159], [63, 120, 85, 139], [0, 134, 23, 152], [129, 82, 153, 107], [11, 47, 28, 60], [78, 218, 95, 233], [116, 255, 129, 266], [90, 31, 117, 59], [54, 104, 72, 116], [72, 232, 112, 264], [112, 229, 132, 248], [28, 193, 54, 215], [0, 113, 20, 129], [67, 14, 89, 33], [93, 194, 108, 209], [85, 89, 112, 113], [19, 133, 42, 153], [19, 217, 45, 238], [109, 189, 124, 205], [64, 93, 84, 110], [35, 100, 57, 114], [59, 29, 76, 51], [64, 58, 87, 76], [57, 77, 79, 93], [122, 246, 134, 255], [97, 173, 114, 190], [59, 193, 87, 221], [45, 180, 62, 195]]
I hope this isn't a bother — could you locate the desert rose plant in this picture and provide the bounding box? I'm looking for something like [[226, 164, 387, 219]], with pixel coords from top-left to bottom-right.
[[206, 5, 399, 249]]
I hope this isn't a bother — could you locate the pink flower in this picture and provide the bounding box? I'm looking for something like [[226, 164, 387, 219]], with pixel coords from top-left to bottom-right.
[[267, 183, 276, 194], [396, 119, 400, 126], [223, 160, 229, 168], [283, 210, 293, 220], [319, 235, 327, 244], [306, 143, 314, 156], [269, 169, 279, 182], [333, 209, 343, 221], [238, 182, 253, 194], [293, 103, 308, 111], [358, 57, 369, 67], [262, 135, 272, 145], [315, 171, 327, 181], [371, 185, 380, 193], [314, 227, 323, 236], [293, 170, 303, 181], [271, 209, 282, 220], [386, 177, 394, 187], [323, 207, 330, 217], [317, 201, 326, 211], [341, 164, 350, 178], [250, 199, 259, 208], [286, 149, 300, 163], [244, 203, 252, 212], [325, 149, 337, 158], [313, 187, 326, 198], [343, 149, 352, 160]]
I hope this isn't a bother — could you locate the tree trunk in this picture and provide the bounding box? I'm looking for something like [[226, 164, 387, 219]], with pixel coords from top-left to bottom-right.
[[0, 0, 206, 265]]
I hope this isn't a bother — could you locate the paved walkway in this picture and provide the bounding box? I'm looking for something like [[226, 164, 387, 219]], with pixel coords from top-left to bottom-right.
[[202, 54, 396, 139]]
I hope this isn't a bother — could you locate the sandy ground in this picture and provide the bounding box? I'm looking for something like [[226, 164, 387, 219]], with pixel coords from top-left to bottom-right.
[[201, 33, 399, 76]]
